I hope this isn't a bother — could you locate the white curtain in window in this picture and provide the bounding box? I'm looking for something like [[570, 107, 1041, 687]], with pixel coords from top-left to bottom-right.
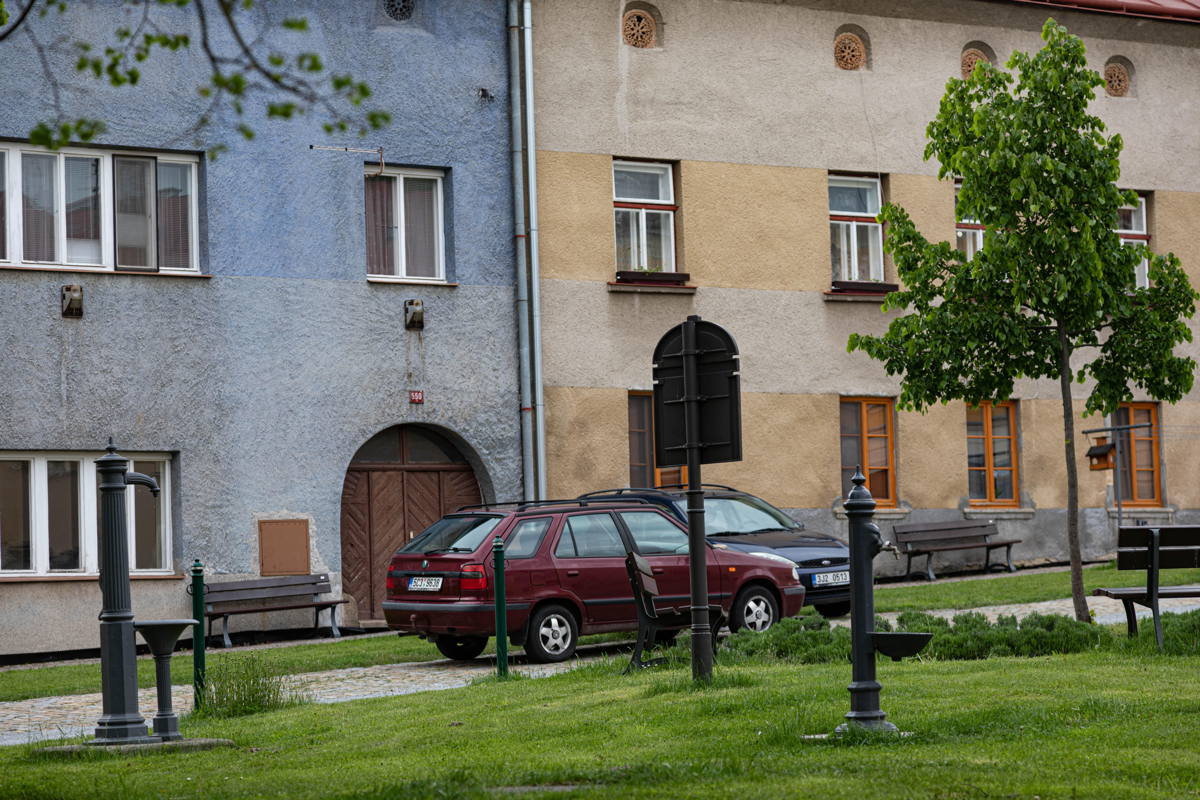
[[0, 461, 30, 570], [156, 163, 192, 270], [47, 461, 80, 571], [115, 156, 155, 269], [65, 156, 101, 264], [0, 153, 6, 260], [22, 153, 57, 262], [403, 177, 438, 278], [364, 175, 396, 276], [133, 460, 163, 570]]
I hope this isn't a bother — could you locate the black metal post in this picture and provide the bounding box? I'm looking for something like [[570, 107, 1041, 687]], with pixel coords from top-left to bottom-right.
[[93, 441, 158, 744], [493, 536, 509, 678], [837, 468, 897, 733], [682, 315, 712, 682], [191, 560, 206, 710]]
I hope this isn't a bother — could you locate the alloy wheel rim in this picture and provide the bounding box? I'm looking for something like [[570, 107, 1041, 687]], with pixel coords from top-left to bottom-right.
[[744, 597, 773, 632], [539, 614, 572, 654]]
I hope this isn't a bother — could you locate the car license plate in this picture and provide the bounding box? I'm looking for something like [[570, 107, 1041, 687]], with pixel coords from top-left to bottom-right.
[[408, 576, 443, 591], [813, 571, 850, 587]]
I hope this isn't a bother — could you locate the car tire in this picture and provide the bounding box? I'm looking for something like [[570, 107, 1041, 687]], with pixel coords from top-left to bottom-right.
[[435, 635, 488, 661], [524, 604, 578, 663], [814, 600, 851, 619], [730, 585, 779, 633]]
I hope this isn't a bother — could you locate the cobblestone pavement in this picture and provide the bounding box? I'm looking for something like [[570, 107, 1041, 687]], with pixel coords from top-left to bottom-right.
[[0, 657, 582, 747]]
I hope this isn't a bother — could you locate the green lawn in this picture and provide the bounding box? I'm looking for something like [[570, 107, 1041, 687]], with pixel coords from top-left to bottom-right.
[[4, 650, 1199, 799], [874, 561, 1200, 613]]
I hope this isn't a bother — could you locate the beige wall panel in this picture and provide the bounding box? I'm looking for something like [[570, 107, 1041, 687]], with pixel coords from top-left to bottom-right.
[[888, 174, 956, 253], [533, 0, 1200, 192], [1151, 190, 1200, 293], [678, 161, 829, 291], [897, 403, 966, 509], [704, 393, 840, 508], [544, 385, 629, 498], [538, 150, 616, 282], [1022, 398, 1107, 509], [1162, 400, 1200, 508]]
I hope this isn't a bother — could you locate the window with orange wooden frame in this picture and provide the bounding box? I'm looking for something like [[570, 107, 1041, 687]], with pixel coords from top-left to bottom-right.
[[1115, 402, 1161, 506], [628, 392, 687, 489], [966, 401, 1019, 507], [839, 397, 895, 506]]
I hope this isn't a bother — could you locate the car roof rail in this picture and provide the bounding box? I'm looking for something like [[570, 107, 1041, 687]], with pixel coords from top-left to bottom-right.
[[455, 497, 653, 512], [576, 487, 661, 498], [648, 483, 741, 492]]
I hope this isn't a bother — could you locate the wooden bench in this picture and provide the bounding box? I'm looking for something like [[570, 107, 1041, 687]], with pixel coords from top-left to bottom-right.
[[1092, 526, 1200, 650], [623, 551, 725, 673], [892, 520, 1021, 582], [199, 574, 348, 648]]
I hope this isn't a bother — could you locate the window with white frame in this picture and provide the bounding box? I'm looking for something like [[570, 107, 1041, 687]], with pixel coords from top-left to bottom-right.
[[0, 144, 199, 272], [1117, 195, 1150, 289], [954, 180, 984, 260], [829, 175, 883, 282], [0, 452, 172, 575], [613, 161, 675, 272], [364, 167, 445, 281]]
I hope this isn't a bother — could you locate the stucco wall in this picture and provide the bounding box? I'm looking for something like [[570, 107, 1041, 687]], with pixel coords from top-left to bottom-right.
[[0, 1, 521, 656]]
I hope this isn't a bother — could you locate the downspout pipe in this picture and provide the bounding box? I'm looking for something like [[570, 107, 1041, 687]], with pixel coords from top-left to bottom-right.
[[508, 0, 536, 501], [522, 0, 548, 500]]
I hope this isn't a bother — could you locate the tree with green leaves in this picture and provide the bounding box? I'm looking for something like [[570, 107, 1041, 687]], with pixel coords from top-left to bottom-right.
[[848, 19, 1197, 622], [0, 0, 390, 156]]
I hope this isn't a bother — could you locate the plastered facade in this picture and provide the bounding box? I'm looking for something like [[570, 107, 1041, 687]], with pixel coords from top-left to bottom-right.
[[533, 0, 1200, 576]]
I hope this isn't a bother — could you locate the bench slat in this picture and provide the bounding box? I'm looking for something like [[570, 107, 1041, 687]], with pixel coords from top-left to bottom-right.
[[207, 574, 330, 594], [1116, 548, 1200, 571], [206, 599, 348, 618], [1092, 585, 1200, 600], [208, 584, 332, 605], [895, 531, 993, 545], [893, 520, 997, 535], [911, 539, 1020, 553], [1117, 527, 1200, 548]]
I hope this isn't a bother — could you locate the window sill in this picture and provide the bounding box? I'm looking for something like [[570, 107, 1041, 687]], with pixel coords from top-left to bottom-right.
[[607, 282, 696, 295], [823, 291, 891, 303], [0, 572, 182, 583], [367, 276, 458, 287], [1106, 506, 1174, 520], [963, 507, 1037, 520], [0, 264, 211, 278]]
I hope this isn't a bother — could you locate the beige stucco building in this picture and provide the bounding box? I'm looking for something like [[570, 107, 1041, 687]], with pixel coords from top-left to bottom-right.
[[530, 0, 1200, 573]]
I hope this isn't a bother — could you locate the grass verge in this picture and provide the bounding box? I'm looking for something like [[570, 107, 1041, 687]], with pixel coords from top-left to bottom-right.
[[874, 561, 1200, 613], [4, 648, 1199, 799]]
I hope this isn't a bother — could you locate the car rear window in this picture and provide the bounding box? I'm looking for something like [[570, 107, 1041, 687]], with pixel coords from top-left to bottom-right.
[[399, 515, 502, 554], [505, 517, 552, 559]]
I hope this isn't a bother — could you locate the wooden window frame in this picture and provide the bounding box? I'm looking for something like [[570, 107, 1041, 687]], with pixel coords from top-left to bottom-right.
[[839, 397, 896, 507], [1117, 194, 1150, 289], [966, 401, 1020, 507], [627, 391, 688, 488], [1116, 402, 1161, 506], [612, 160, 676, 273], [364, 166, 447, 283], [828, 175, 884, 283]]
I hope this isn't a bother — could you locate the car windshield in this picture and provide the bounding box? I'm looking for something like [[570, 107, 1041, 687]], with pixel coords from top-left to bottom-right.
[[399, 515, 502, 554], [674, 496, 802, 535]]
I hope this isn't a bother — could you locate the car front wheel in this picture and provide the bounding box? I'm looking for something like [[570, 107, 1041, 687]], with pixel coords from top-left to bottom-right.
[[435, 635, 488, 661], [730, 586, 779, 633], [524, 604, 578, 663]]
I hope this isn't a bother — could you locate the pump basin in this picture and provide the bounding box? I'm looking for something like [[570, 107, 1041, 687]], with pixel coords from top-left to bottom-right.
[[871, 631, 932, 661], [135, 620, 198, 657]]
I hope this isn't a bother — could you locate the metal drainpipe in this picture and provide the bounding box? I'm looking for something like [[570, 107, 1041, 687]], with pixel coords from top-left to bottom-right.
[[522, 0, 548, 499], [508, 0, 536, 501]]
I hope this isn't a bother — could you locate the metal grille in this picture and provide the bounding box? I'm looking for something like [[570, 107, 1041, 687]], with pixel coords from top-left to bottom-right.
[[384, 0, 414, 22]]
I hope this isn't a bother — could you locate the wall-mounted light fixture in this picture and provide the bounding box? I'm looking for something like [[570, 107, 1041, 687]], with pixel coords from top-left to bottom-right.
[[404, 299, 424, 330], [61, 285, 83, 318]]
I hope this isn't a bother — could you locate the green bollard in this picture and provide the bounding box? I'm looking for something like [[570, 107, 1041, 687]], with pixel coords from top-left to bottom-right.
[[190, 560, 206, 709], [493, 537, 508, 679]]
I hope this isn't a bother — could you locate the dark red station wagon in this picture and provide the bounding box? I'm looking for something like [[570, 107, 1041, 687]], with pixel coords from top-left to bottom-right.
[[383, 500, 806, 662]]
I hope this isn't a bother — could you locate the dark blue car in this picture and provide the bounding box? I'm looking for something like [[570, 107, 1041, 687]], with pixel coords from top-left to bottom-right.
[[579, 485, 851, 619]]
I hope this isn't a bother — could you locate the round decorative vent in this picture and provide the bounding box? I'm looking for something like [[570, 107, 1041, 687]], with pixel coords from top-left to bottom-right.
[[834, 32, 867, 71], [1105, 62, 1130, 97], [384, 0, 414, 22], [961, 48, 988, 80], [622, 10, 656, 48]]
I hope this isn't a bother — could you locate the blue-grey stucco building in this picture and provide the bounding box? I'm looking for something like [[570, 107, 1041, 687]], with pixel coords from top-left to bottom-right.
[[0, 0, 523, 655]]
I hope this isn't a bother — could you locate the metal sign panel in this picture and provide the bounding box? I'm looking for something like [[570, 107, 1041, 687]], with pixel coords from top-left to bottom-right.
[[652, 317, 742, 467]]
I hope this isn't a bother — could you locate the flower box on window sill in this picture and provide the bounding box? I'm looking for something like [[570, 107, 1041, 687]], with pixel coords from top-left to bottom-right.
[[614, 270, 691, 286], [824, 280, 899, 303]]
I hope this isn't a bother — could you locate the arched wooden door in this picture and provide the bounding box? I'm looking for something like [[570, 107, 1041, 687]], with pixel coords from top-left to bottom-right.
[[340, 426, 482, 621]]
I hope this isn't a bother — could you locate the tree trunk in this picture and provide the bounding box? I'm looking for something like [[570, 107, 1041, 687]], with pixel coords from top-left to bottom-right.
[[1057, 325, 1090, 622]]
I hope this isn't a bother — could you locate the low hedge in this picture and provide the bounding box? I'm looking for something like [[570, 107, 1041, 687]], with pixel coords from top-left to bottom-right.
[[721, 607, 1199, 664]]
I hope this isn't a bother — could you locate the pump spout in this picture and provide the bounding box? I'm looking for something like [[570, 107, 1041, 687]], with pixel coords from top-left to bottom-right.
[[125, 471, 160, 497]]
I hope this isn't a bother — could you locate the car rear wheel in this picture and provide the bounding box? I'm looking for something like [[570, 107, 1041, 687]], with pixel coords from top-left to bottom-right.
[[814, 600, 851, 619], [435, 635, 488, 661], [524, 604, 578, 663], [730, 586, 779, 633]]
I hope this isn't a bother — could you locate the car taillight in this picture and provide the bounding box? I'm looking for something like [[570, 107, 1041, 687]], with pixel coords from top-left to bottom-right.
[[461, 564, 487, 591], [386, 576, 397, 590]]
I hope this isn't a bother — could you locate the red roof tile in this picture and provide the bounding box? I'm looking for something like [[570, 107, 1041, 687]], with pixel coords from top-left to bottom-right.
[[1004, 0, 1200, 22]]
